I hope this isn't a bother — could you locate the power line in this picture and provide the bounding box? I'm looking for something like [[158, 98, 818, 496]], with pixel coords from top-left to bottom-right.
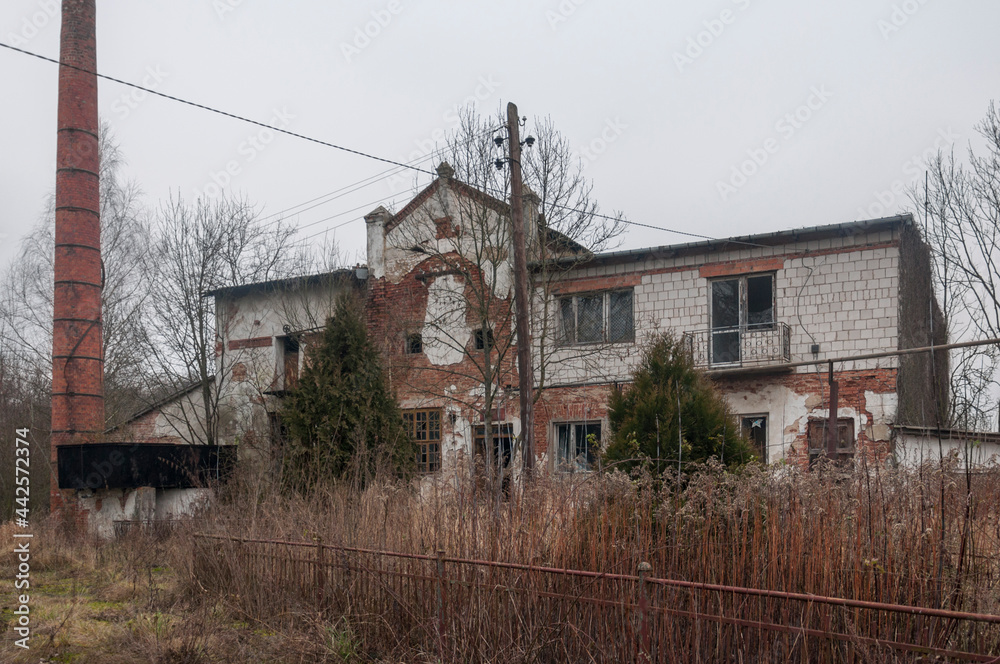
[[546, 203, 771, 249], [3, 40, 769, 251], [0, 41, 436, 178]]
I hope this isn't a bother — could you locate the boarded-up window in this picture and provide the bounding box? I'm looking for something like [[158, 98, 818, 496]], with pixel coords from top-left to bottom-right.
[[403, 409, 441, 473], [807, 418, 855, 467]]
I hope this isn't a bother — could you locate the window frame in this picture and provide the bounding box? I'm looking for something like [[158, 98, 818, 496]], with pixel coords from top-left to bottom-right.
[[553, 420, 603, 472], [473, 327, 495, 351], [740, 414, 768, 463], [405, 332, 423, 355], [709, 273, 776, 332], [403, 408, 442, 473], [708, 273, 776, 366], [557, 289, 634, 347]]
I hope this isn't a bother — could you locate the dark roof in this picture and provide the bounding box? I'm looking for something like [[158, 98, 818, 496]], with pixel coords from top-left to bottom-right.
[[205, 268, 363, 299], [534, 214, 915, 270]]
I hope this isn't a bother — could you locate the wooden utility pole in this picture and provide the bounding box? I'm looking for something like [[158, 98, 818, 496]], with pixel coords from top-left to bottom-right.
[[506, 101, 535, 475]]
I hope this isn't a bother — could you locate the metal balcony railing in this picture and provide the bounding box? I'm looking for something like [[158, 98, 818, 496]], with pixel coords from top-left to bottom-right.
[[683, 322, 792, 370]]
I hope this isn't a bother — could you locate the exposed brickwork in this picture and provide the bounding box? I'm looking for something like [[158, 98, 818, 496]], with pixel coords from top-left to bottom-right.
[[228, 336, 273, 350], [52, 0, 101, 522], [433, 216, 459, 240], [716, 367, 897, 468], [533, 384, 611, 463], [699, 257, 785, 278], [551, 274, 642, 295]]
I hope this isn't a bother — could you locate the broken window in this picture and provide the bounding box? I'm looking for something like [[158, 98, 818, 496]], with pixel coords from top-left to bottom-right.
[[282, 336, 300, 390], [555, 421, 602, 472], [405, 333, 423, 355], [473, 327, 494, 351], [403, 408, 441, 473], [558, 289, 634, 346], [740, 415, 768, 463], [710, 274, 775, 365], [807, 418, 855, 467]]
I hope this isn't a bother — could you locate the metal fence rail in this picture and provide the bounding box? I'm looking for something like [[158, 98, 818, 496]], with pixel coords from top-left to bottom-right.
[[193, 533, 1000, 663]]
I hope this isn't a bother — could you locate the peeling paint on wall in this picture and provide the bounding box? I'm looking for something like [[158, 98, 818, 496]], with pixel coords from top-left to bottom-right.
[[424, 274, 470, 366]]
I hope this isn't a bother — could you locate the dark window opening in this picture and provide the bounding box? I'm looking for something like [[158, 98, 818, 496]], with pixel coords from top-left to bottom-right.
[[741, 415, 767, 463], [403, 409, 441, 473], [474, 423, 514, 469], [747, 274, 775, 329], [283, 336, 300, 389], [474, 328, 494, 350], [555, 421, 601, 472], [405, 333, 423, 355]]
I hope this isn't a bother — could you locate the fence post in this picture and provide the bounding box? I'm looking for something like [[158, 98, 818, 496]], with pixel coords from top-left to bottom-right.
[[316, 537, 325, 611], [436, 549, 446, 660], [638, 561, 652, 663]]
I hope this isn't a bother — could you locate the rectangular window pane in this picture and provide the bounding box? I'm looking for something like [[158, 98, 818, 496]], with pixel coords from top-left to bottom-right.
[[557, 424, 571, 467], [574, 422, 601, 470], [608, 290, 634, 342], [747, 275, 774, 328], [577, 294, 604, 343], [559, 297, 575, 345], [711, 279, 740, 329], [428, 410, 441, 441]]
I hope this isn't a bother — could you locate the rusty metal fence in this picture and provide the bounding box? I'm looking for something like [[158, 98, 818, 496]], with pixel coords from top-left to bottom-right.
[[192, 533, 1000, 662]]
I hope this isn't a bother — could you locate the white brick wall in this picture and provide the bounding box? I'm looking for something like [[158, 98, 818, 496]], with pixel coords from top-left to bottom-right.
[[539, 228, 901, 382]]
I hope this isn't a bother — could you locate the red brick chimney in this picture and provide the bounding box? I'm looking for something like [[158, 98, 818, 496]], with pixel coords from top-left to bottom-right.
[[51, 0, 102, 514]]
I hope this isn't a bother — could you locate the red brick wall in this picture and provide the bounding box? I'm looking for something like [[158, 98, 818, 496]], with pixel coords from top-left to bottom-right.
[[715, 367, 897, 467], [52, 0, 101, 520]]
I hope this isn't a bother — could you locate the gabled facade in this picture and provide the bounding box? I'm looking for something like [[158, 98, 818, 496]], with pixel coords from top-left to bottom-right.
[[208, 164, 949, 475]]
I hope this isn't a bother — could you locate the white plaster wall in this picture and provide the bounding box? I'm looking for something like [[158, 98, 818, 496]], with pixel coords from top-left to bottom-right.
[[384, 185, 513, 294], [423, 274, 470, 366], [723, 384, 809, 463], [81, 487, 213, 539], [896, 434, 1000, 467]]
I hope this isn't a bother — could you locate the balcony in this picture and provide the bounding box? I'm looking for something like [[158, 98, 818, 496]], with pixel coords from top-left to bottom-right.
[[683, 322, 792, 372]]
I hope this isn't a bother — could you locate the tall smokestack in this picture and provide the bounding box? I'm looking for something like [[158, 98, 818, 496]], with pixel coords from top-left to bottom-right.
[[52, 0, 102, 514]]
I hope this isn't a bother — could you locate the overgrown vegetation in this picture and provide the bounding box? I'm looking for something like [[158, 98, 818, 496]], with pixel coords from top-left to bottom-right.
[[281, 295, 414, 491], [604, 332, 754, 472], [4, 457, 1000, 662]]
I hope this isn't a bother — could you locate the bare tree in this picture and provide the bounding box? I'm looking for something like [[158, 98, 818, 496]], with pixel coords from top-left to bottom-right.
[[387, 107, 626, 482], [918, 101, 1000, 429], [142, 195, 303, 446], [0, 125, 153, 429]]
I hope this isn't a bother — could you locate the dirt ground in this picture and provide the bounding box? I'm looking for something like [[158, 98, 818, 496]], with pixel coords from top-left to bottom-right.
[[0, 521, 332, 664]]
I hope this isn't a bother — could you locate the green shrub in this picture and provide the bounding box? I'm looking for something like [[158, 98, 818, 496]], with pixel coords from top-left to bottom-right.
[[604, 332, 753, 473], [281, 295, 414, 491]]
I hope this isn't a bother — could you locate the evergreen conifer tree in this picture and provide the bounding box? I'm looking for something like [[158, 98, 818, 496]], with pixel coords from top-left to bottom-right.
[[281, 295, 413, 490], [604, 333, 753, 473]]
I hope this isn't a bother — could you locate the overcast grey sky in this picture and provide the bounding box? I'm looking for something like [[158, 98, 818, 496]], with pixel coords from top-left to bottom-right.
[[1, 0, 997, 271]]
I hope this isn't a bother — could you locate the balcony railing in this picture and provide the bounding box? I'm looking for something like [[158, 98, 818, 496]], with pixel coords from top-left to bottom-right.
[[683, 322, 792, 371]]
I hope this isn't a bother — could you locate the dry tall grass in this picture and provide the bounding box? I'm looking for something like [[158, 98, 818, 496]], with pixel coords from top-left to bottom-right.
[[189, 457, 1000, 662]]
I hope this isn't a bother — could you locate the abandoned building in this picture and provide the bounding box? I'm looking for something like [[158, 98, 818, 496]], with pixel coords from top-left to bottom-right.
[[183, 161, 973, 480]]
